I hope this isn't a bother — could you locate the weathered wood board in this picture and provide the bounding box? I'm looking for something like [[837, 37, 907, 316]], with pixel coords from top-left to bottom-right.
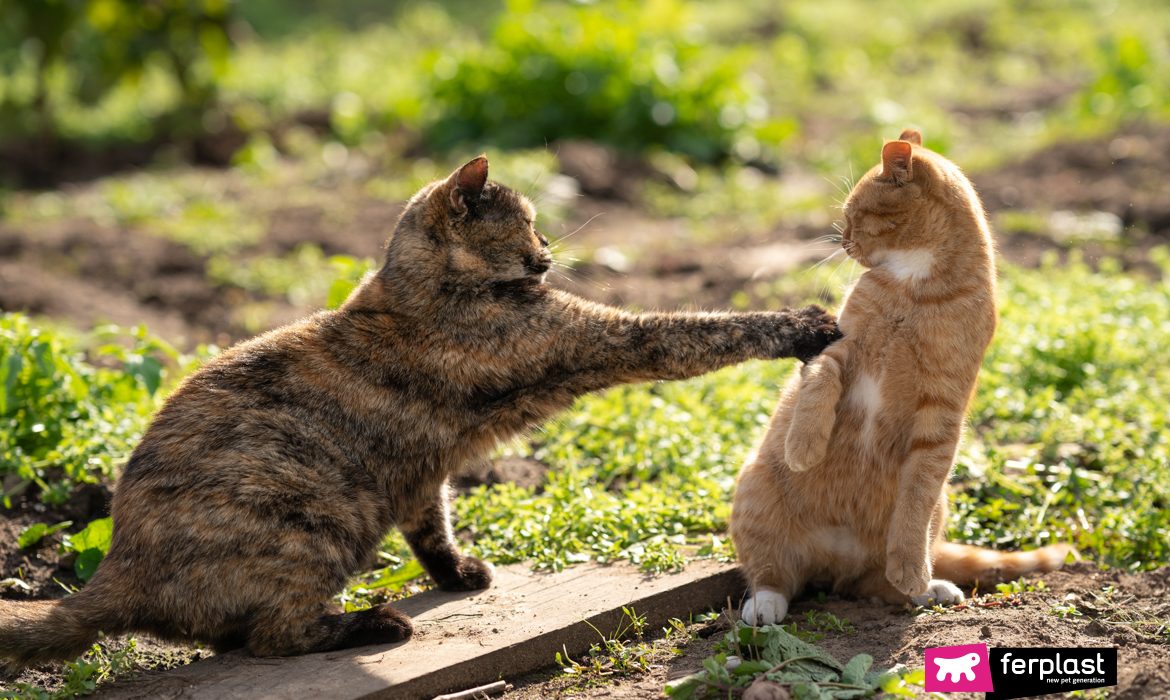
[[100, 561, 744, 700]]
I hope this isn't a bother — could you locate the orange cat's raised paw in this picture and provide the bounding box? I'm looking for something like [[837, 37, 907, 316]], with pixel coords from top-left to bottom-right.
[[784, 430, 828, 472]]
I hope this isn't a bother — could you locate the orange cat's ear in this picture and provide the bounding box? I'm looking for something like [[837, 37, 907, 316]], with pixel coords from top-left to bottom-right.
[[880, 141, 913, 184], [448, 155, 489, 215], [898, 128, 922, 145]]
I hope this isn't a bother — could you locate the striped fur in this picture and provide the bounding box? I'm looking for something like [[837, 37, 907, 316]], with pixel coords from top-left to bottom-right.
[[0, 156, 841, 665], [731, 131, 1073, 622]]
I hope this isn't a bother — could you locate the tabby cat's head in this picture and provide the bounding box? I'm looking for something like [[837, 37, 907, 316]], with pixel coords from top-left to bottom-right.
[[387, 156, 552, 292], [841, 129, 987, 274]]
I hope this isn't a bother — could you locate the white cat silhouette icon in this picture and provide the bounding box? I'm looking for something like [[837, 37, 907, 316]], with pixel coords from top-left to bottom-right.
[[933, 652, 981, 682]]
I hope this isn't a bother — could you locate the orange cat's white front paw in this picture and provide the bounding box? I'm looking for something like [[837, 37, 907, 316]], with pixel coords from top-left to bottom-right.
[[885, 553, 931, 597], [784, 431, 827, 472], [911, 579, 965, 606], [741, 589, 789, 626]]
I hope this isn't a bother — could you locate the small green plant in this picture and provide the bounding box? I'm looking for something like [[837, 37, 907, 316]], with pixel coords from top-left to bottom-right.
[[801, 610, 855, 636], [7, 639, 139, 700], [557, 607, 655, 678], [995, 579, 1048, 596], [665, 622, 913, 699], [61, 518, 114, 582], [17, 520, 72, 549]]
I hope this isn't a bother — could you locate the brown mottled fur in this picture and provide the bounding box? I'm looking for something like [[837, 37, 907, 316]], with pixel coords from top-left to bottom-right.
[[0, 156, 840, 664], [731, 131, 1073, 623]]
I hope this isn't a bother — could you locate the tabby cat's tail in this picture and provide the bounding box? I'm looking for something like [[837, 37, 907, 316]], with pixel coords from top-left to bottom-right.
[[932, 541, 1077, 587], [0, 584, 116, 665]]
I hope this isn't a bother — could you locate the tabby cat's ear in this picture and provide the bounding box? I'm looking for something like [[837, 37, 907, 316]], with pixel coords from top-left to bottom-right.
[[880, 140, 913, 184], [448, 155, 489, 216], [898, 128, 922, 145]]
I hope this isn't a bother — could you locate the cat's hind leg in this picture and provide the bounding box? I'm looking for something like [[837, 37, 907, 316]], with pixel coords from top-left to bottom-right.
[[742, 588, 790, 626], [731, 457, 806, 627], [247, 602, 413, 656]]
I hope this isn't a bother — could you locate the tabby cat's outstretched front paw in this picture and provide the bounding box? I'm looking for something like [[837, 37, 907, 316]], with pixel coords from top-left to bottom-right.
[[789, 305, 842, 363]]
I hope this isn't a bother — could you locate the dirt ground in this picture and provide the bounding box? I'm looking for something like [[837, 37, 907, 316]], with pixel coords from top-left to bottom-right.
[[2, 124, 1170, 696], [503, 564, 1170, 699]]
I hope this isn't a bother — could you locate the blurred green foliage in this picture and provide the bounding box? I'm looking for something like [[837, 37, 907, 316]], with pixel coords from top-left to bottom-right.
[[0, 0, 231, 138], [4, 0, 1170, 169], [424, 0, 774, 161]]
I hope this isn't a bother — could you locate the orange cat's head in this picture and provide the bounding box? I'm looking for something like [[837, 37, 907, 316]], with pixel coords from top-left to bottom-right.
[[841, 129, 990, 276], [386, 155, 552, 293]]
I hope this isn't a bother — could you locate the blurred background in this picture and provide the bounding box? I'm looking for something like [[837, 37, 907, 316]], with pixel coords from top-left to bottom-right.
[[1, 0, 1168, 346]]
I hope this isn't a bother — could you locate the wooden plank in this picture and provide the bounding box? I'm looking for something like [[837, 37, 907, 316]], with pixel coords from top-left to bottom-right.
[[100, 561, 744, 700]]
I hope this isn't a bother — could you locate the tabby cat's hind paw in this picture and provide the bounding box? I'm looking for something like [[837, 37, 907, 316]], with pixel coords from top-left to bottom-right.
[[910, 579, 965, 607], [741, 589, 789, 626]]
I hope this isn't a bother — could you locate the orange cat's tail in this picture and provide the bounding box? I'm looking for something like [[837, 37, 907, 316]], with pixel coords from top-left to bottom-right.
[[932, 541, 1077, 587]]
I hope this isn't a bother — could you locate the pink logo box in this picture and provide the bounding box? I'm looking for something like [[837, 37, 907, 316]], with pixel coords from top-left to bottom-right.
[[925, 643, 995, 693]]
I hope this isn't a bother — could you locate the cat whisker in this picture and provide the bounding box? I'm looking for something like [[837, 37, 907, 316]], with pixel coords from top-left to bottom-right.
[[816, 250, 854, 302], [523, 167, 548, 203], [806, 233, 843, 246], [551, 261, 612, 293], [807, 247, 847, 272], [555, 212, 606, 244], [825, 175, 850, 201]]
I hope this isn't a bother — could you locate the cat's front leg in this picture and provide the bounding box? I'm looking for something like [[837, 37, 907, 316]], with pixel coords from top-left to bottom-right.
[[399, 482, 493, 592], [784, 348, 846, 471], [599, 304, 841, 386]]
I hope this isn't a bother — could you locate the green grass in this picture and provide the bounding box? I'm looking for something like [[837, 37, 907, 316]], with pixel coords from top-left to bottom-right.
[[0, 316, 189, 506]]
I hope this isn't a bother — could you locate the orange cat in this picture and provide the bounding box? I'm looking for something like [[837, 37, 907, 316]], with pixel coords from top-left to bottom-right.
[[730, 130, 1073, 624]]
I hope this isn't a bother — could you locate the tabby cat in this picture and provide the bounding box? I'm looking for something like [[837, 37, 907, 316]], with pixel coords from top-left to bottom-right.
[[0, 156, 840, 663], [731, 131, 1073, 625]]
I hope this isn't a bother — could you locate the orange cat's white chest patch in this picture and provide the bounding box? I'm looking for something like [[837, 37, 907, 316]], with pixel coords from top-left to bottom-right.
[[848, 372, 882, 446], [849, 373, 882, 415], [880, 248, 935, 282]]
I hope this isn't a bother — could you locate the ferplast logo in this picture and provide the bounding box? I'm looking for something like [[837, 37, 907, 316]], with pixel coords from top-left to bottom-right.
[[924, 643, 994, 693], [986, 648, 1117, 700], [924, 645, 1118, 699]]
